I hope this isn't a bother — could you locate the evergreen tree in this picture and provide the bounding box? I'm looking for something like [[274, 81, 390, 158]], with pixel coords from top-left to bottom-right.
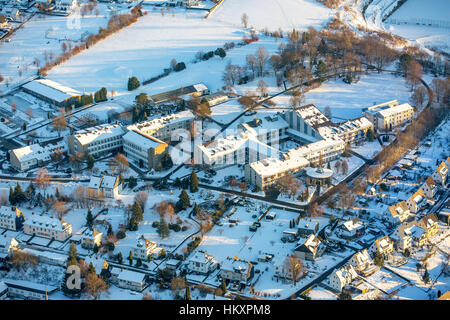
[[9, 186, 14, 205], [68, 242, 78, 266], [128, 176, 137, 189], [160, 248, 166, 258], [88, 262, 96, 275], [158, 216, 170, 239], [193, 202, 200, 217], [128, 76, 140, 91], [176, 189, 191, 211], [367, 128, 375, 142], [314, 60, 328, 82], [422, 269, 430, 284], [131, 201, 143, 224], [128, 250, 133, 265], [87, 155, 95, 169], [93, 243, 99, 254], [117, 252, 123, 264], [86, 209, 94, 228], [190, 170, 199, 193], [107, 224, 113, 236], [55, 187, 60, 199]]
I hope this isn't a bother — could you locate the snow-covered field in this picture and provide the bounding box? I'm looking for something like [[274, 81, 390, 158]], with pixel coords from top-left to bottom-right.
[[47, 9, 279, 94], [0, 3, 125, 92], [209, 0, 335, 32], [384, 0, 450, 54]]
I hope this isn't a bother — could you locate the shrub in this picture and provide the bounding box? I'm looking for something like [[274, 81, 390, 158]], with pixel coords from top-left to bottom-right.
[[174, 62, 186, 72], [181, 226, 189, 232], [128, 76, 140, 91], [152, 221, 160, 228], [116, 230, 126, 239]]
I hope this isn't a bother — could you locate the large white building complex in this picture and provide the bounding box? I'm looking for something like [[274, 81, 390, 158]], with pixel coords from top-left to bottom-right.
[[68, 123, 126, 158]]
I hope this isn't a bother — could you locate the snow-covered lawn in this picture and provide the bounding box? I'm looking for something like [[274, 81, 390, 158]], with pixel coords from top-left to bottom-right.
[[306, 284, 338, 300], [0, 3, 125, 91], [350, 140, 382, 160], [330, 155, 365, 184], [209, 0, 335, 31], [365, 268, 408, 294]]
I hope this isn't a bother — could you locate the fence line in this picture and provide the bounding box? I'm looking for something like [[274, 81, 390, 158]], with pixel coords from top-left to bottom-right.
[[386, 17, 450, 29]]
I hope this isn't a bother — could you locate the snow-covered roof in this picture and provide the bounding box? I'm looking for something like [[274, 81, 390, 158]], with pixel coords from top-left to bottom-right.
[[189, 250, 215, 264], [0, 206, 22, 219], [353, 249, 372, 266], [410, 188, 425, 205], [378, 103, 413, 118], [81, 228, 102, 239], [409, 225, 425, 239], [238, 115, 289, 137], [22, 79, 81, 103], [123, 130, 166, 150], [293, 104, 330, 129], [11, 141, 66, 163], [2, 279, 57, 294], [100, 176, 118, 189], [388, 201, 409, 218], [117, 270, 146, 283], [221, 257, 251, 274], [24, 213, 70, 232], [249, 155, 309, 177], [341, 219, 364, 232], [126, 110, 194, 134], [21, 247, 67, 263], [88, 176, 102, 189], [73, 123, 125, 146], [298, 234, 322, 255], [297, 219, 317, 230]]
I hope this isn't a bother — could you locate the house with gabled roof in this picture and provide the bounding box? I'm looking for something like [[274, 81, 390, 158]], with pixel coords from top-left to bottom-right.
[[432, 161, 448, 186], [188, 250, 218, 274], [336, 218, 365, 239], [385, 201, 410, 225], [0, 206, 25, 231], [418, 213, 439, 240], [349, 249, 377, 276], [294, 234, 326, 261], [220, 257, 253, 285], [297, 219, 318, 238], [406, 188, 426, 214], [80, 228, 103, 249], [99, 175, 122, 198], [369, 235, 394, 259], [131, 236, 157, 261], [422, 176, 438, 200], [329, 264, 358, 292]]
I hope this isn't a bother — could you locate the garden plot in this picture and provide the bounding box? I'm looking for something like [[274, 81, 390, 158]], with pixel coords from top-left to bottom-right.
[[209, 0, 335, 32], [306, 284, 338, 300], [364, 268, 408, 295], [0, 3, 123, 91]]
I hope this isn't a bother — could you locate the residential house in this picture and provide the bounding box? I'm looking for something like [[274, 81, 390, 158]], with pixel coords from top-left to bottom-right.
[[87, 176, 102, 197], [9, 141, 67, 172], [297, 219, 319, 238], [23, 213, 72, 241], [422, 176, 438, 200], [0, 235, 19, 256], [80, 228, 103, 249], [274, 255, 305, 281], [294, 234, 326, 261], [99, 175, 122, 198], [432, 161, 448, 186], [0, 206, 25, 231], [329, 264, 358, 292], [386, 201, 410, 225], [336, 218, 365, 239], [391, 221, 428, 251], [406, 188, 426, 214], [418, 213, 439, 239], [369, 235, 394, 259], [188, 250, 218, 274], [131, 237, 157, 261], [117, 270, 147, 292], [220, 257, 253, 285], [349, 249, 377, 276]]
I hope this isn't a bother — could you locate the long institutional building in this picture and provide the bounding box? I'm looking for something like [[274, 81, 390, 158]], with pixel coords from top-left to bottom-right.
[[195, 104, 374, 190], [363, 100, 414, 132]]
